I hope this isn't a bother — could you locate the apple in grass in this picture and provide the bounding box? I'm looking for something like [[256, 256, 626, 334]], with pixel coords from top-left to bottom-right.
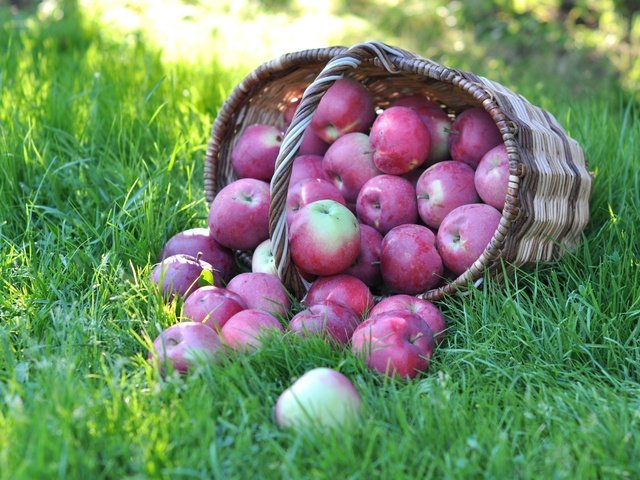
[[370, 106, 431, 175], [370, 295, 447, 344], [344, 224, 383, 287], [474, 143, 510, 210], [322, 132, 381, 203], [160, 227, 235, 284], [436, 203, 502, 276], [290, 154, 327, 187], [231, 124, 283, 181], [220, 309, 284, 352], [380, 224, 444, 294], [149, 321, 222, 375], [310, 78, 376, 144], [289, 199, 360, 277], [305, 274, 374, 318], [352, 310, 435, 378], [286, 178, 346, 227], [275, 368, 362, 429], [289, 300, 361, 345], [416, 160, 480, 229], [356, 174, 418, 235], [182, 286, 246, 330], [251, 239, 277, 276], [150, 254, 213, 300], [226, 272, 291, 318], [208, 178, 270, 251], [449, 107, 502, 168]]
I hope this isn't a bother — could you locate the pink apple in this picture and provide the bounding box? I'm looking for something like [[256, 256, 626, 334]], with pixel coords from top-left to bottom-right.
[[474, 143, 510, 210], [149, 321, 222, 374], [226, 272, 291, 318], [286, 177, 346, 227], [231, 124, 283, 181], [275, 367, 361, 429], [310, 78, 375, 144], [436, 203, 502, 275], [289, 199, 360, 276], [290, 154, 326, 187], [344, 224, 383, 287], [322, 132, 381, 203], [283, 98, 300, 125], [380, 224, 444, 294], [449, 107, 502, 168], [220, 309, 284, 352], [160, 227, 235, 284], [208, 178, 270, 251], [252, 239, 277, 276], [416, 160, 480, 228], [289, 300, 361, 345], [391, 94, 441, 111], [370, 294, 447, 344], [182, 286, 246, 330], [356, 174, 418, 234], [305, 274, 374, 318], [351, 310, 435, 378], [150, 254, 213, 299], [299, 128, 330, 156], [370, 106, 431, 175]]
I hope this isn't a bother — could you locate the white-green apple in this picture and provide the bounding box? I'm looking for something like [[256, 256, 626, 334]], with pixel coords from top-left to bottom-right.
[[286, 177, 346, 227], [251, 239, 277, 276]]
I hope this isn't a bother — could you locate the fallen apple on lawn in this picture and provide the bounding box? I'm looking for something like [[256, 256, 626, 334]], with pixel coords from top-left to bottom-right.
[[226, 272, 291, 318], [289, 300, 361, 345], [181, 286, 246, 330], [305, 274, 374, 318], [150, 253, 213, 299], [220, 309, 284, 352]]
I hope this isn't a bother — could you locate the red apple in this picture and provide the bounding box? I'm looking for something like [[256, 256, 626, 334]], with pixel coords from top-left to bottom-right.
[[436, 203, 502, 276], [150, 254, 213, 299], [289, 199, 360, 277], [226, 272, 291, 318], [474, 143, 510, 210], [356, 174, 418, 234], [380, 224, 444, 294], [181, 286, 246, 330], [344, 224, 383, 287], [305, 274, 374, 318], [286, 177, 346, 227], [310, 78, 375, 144], [299, 128, 330, 156], [351, 310, 435, 378], [416, 160, 480, 228], [149, 321, 222, 374], [449, 107, 502, 168], [290, 154, 326, 187], [231, 124, 283, 181], [370, 106, 431, 175], [251, 239, 277, 276], [220, 309, 284, 352], [369, 294, 447, 344], [289, 300, 361, 345], [275, 367, 362, 429], [391, 94, 441, 111], [208, 178, 270, 251]]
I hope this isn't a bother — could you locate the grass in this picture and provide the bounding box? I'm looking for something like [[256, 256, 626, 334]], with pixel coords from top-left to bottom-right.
[[1, 2, 639, 479]]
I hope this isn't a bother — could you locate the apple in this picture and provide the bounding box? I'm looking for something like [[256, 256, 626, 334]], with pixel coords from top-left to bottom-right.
[[352, 310, 435, 378], [149, 321, 222, 374], [369, 294, 447, 344], [220, 309, 284, 352], [290, 154, 326, 187], [344, 223, 383, 287], [310, 78, 375, 144], [275, 367, 362, 429], [436, 203, 502, 276], [289, 199, 360, 277], [231, 124, 283, 181], [289, 300, 361, 345], [286, 177, 346, 227], [449, 107, 502, 168], [226, 272, 291, 318], [416, 160, 480, 228], [283, 98, 300, 125], [150, 253, 213, 299], [391, 94, 441, 111], [474, 143, 510, 210], [181, 286, 246, 330], [380, 224, 444, 294], [305, 274, 374, 318], [356, 174, 418, 234], [370, 106, 431, 175], [251, 239, 277, 276], [322, 132, 381, 203], [208, 178, 270, 251], [299, 128, 330, 156], [160, 227, 235, 284]]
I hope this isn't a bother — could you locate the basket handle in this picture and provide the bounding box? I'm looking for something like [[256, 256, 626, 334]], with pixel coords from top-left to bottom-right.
[[267, 41, 426, 298]]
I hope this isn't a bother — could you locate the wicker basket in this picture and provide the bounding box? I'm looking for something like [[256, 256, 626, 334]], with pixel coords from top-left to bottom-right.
[[204, 41, 592, 301]]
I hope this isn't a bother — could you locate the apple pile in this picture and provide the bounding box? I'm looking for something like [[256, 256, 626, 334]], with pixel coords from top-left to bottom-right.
[[146, 76, 511, 398]]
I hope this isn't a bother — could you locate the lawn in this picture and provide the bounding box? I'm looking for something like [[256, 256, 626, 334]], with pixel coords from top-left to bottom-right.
[[1, 1, 639, 479]]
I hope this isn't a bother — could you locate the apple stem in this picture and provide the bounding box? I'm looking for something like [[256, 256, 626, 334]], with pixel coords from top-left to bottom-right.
[[196, 251, 203, 262]]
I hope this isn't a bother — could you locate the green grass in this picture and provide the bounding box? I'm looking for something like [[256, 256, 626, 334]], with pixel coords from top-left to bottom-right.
[[1, 3, 639, 479]]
